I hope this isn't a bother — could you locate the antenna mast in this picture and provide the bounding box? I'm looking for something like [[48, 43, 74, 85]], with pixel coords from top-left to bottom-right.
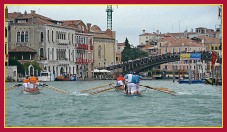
[[106, 5, 113, 30]]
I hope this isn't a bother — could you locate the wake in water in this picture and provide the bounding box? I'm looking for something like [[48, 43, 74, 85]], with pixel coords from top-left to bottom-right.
[[70, 90, 89, 96]]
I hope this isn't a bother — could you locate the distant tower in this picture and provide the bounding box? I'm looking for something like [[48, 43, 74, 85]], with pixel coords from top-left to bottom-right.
[[106, 5, 113, 30]]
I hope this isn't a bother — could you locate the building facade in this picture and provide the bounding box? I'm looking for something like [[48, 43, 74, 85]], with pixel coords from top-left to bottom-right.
[[90, 25, 116, 69], [7, 10, 94, 79]]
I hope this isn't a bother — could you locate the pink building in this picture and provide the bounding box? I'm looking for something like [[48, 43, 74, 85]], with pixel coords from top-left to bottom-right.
[[157, 35, 208, 78]]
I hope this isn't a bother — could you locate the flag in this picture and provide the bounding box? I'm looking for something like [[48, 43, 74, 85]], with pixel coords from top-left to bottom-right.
[[211, 51, 217, 69]]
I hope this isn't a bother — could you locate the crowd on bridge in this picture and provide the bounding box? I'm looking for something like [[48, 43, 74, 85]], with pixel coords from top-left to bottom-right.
[[103, 50, 215, 71]]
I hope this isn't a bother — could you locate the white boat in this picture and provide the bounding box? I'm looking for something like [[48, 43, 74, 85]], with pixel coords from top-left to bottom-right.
[[38, 71, 53, 82]]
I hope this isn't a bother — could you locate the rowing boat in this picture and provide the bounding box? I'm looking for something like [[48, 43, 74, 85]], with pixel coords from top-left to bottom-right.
[[114, 86, 142, 97], [22, 87, 40, 95]]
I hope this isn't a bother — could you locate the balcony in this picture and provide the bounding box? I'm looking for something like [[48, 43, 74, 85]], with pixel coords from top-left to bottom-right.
[[90, 45, 94, 50], [76, 58, 91, 64], [77, 44, 88, 50], [56, 39, 69, 45]]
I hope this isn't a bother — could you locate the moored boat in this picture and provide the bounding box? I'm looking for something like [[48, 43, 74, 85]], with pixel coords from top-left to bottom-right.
[[55, 75, 76, 81], [178, 80, 205, 84], [38, 71, 54, 82]]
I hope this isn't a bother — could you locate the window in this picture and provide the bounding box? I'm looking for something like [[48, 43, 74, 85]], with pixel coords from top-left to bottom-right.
[[25, 31, 28, 42], [76, 36, 78, 44], [72, 34, 73, 44], [69, 49, 70, 61], [48, 48, 50, 60], [41, 32, 44, 42], [47, 30, 49, 41], [17, 20, 27, 23], [98, 45, 101, 58], [52, 30, 54, 42], [52, 48, 54, 60], [56, 31, 58, 39], [211, 46, 214, 50], [165, 65, 167, 69], [21, 31, 25, 42], [40, 48, 44, 57], [215, 47, 218, 50], [17, 32, 20, 42]]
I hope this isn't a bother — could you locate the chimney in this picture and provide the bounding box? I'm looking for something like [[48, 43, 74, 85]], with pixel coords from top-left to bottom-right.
[[31, 10, 36, 14], [157, 30, 159, 34], [87, 23, 91, 33], [5, 6, 8, 19], [143, 29, 145, 34]]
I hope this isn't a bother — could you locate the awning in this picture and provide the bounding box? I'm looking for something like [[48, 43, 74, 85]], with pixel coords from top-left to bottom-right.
[[93, 69, 111, 73]]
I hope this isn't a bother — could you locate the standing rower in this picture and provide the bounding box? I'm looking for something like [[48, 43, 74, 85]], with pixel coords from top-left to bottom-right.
[[116, 73, 125, 90]]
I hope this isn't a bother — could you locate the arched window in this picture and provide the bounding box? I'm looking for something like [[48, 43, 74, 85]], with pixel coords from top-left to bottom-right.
[[48, 48, 50, 60], [47, 30, 49, 41], [25, 31, 28, 42], [56, 31, 58, 39], [52, 48, 54, 60], [21, 31, 25, 42], [17, 32, 20, 42], [69, 49, 70, 61], [52, 30, 54, 42], [98, 45, 101, 58]]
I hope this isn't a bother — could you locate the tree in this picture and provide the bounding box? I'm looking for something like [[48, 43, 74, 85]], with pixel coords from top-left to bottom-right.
[[121, 38, 149, 62], [124, 37, 131, 49], [23, 61, 42, 76], [8, 57, 25, 75]]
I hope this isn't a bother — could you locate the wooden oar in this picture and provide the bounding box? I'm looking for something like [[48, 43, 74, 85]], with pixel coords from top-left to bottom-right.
[[80, 83, 113, 93], [45, 85, 69, 94], [6, 84, 22, 91], [89, 87, 115, 95], [139, 84, 176, 96]]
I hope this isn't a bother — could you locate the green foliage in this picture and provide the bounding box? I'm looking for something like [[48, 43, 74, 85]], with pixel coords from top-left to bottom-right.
[[23, 61, 42, 74], [124, 37, 131, 49], [8, 57, 25, 75], [121, 38, 148, 62]]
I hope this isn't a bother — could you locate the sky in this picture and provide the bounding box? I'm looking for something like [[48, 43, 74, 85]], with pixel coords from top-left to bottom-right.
[[7, 5, 221, 46]]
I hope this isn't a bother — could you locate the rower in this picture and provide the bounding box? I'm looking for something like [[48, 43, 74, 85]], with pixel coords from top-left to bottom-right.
[[133, 72, 142, 95], [124, 71, 134, 95], [22, 76, 29, 90], [116, 73, 125, 90], [29, 74, 39, 91]]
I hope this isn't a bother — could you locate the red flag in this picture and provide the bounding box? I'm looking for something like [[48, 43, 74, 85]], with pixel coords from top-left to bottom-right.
[[211, 51, 217, 69]]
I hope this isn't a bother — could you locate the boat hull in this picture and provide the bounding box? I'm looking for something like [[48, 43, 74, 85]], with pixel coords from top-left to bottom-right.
[[22, 89, 40, 95], [55, 76, 76, 81], [178, 80, 205, 84]]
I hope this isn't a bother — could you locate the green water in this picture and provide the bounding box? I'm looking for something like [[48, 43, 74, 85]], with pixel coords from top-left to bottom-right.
[[5, 80, 222, 127]]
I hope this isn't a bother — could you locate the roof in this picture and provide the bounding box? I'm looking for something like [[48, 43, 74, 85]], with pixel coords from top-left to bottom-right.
[[117, 43, 125, 46], [93, 33, 113, 39], [9, 46, 37, 53], [8, 11, 60, 25], [91, 25, 102, 33], [61, 20, 81, 28], [197, 35, 220, 44], [158, 36, 204, 47]]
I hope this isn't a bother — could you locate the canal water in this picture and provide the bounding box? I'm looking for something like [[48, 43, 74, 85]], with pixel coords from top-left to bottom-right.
[[5, 80, 222, 127]]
